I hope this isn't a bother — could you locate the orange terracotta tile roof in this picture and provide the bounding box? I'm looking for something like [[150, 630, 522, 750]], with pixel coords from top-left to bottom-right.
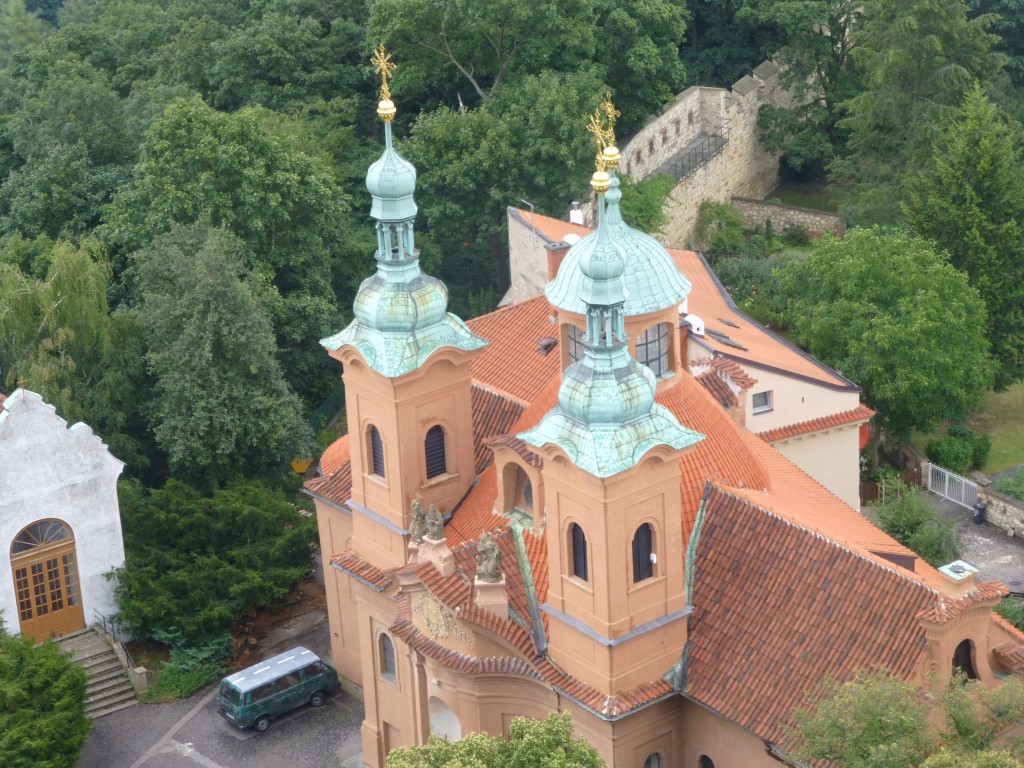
[[513, 209, 858, 390], [694, 370, 739, 408], [483, 434, 543, 467], [305, 439, 352, 508], [330, 549, 392, 591], [757, 404, 875, 443], [686, 486, 936, 745], [320, 433, 350, 476], [467, 296, 561, 405], [993, 642, 1024, 671], [472, 385, 526, 473], [915, 581, 1008, 624], [710, 357, 757, 388]]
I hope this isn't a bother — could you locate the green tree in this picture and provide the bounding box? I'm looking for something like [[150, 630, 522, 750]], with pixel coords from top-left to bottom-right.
[[133, 220, 311, 484], [386, 712, 606, 768], [103, 96, 349, 399], [681, 0, 773, 87], [791, 670, 934, 768], [0, 633, 90, 768], [871, 481, 961, 566], [405, 68, 603, 296], [904, 86, 1024, 389], [834, 0, 1005, 223], [744, 0, 864, 173], [0, 0, 47, 72], [922, 750, 1021, 768], [111, 478, 317, 643], [778, 228, 993, 463]]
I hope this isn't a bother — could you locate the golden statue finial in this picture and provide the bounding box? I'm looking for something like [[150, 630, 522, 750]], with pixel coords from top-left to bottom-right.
[[371, 44, 397, 122], [601, 91, 620, 143], [587, 96, 621, 193]]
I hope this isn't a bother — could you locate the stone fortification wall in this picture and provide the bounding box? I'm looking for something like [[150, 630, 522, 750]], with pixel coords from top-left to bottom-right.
[[978, 487, 1024, 538], [730, 196, 846, 237], [606, 61, 791, 248]]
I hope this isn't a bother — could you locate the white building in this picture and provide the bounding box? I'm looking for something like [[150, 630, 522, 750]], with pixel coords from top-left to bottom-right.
[[0, 389, 125, 641]]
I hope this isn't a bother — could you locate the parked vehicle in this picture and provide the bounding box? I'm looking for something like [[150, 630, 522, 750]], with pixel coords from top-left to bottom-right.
[[217, 646, 339, 731]]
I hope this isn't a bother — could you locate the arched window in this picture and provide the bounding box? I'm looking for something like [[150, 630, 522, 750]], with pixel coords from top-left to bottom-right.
[[632, 523, 654, 583], [953, 639, 979, 680], [567, 324, 586, 364], [698, 756, 715, 768], [569, 523, 588, 581], [637, 323, 671, 377], [523, 479, 533, 510], [369, 425, 385, 478], [643, 754, 662, 768], [379, 633, 396, 682], [425, 425, 447, 478]]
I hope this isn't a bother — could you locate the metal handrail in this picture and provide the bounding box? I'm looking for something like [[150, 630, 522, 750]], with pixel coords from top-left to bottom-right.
[[94, 610, 137, 670]]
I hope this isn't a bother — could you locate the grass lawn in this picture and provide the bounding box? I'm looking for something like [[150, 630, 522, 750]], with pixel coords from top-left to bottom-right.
[[971, 382, 1024, 474], [768, 180, 839, 213]]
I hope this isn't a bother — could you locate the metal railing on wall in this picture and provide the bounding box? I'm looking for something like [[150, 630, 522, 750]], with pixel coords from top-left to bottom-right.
[[94, 610, 137, 671]]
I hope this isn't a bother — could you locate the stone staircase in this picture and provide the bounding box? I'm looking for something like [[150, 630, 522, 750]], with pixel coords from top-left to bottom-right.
[[57, 628, 138, 719]]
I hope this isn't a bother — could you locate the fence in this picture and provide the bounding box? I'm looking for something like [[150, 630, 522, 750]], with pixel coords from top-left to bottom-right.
[[859, 469, 921, 505], [926, 462, 978, 511]]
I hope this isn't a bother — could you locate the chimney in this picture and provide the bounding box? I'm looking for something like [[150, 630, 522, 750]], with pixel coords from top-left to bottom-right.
[[546, 241, 571, 281], [937, 560, 979, 598], [569, 201, 584, 225]]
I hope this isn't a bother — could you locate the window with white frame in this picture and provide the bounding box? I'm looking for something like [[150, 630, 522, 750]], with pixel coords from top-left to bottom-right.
[[752, 390, 773, 414]]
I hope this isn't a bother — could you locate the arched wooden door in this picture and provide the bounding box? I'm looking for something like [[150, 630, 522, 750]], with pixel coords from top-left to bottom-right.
[[10, 519, 85, 641]]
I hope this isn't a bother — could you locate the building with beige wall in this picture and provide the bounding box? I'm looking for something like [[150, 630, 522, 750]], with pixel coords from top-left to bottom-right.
[[306, 93, 1024, 768]]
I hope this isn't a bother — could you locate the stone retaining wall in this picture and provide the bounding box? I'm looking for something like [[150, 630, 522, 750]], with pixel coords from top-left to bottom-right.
[[730, 196, 845, 237], [600, 60, 794, 247], [979, 487, 1024, 538]]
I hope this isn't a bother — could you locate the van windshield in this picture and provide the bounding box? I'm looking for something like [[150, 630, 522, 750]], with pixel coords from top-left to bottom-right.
[[219, 682, 242, 707]]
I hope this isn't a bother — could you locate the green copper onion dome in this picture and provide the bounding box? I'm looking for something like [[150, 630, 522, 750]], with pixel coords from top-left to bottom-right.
[[520, 152, 702, 478], [547, 174, 692, 317], [321, 49, 485, 378]]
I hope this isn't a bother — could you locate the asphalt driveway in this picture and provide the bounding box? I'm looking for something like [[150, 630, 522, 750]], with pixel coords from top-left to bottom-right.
[[78, 614, 365, 768]]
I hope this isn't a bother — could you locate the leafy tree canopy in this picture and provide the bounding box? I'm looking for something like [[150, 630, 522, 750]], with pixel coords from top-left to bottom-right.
[[111, 478, 317, 643], [386, 712, 607, 768], [834, 0, 1005, 223], [778, 227, 993, 443], [904, 85, 1024, 389], [133, 219, 312, 484], [0, 632, 90, 768]]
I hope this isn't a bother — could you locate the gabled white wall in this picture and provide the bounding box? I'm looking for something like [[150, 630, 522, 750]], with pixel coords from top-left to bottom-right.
[[0, 390, 125, 635]]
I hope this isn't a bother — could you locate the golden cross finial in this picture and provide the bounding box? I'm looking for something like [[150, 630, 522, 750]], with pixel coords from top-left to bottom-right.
[[587, 108, 614, 168], [372, 44, 396, 103], [601, 91, 620, 146], [16, 375, 27, 389]]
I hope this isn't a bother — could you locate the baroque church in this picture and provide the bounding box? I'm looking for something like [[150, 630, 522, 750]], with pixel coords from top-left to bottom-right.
[[305, 50, 1024, 768]]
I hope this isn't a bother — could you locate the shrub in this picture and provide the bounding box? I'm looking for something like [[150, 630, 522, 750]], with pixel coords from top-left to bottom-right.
[[782, 225, 810, 246], [697, 200, 745, 259], [995, 596, 1024, 632], [996, 470, 1024, 502], [873, 481, 962, 566], [617, 173, 676, 232], [928, 424, 992, 474], [145, 631, 230, 701]]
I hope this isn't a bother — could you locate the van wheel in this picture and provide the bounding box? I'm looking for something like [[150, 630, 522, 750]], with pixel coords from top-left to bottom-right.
[[309, 691, 326, 707], [254, 716, 271, 732]]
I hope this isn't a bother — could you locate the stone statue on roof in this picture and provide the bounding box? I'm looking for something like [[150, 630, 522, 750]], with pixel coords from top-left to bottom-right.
[[409, 499, 426, 545], [425, 504, 444, 541], [475, 533, 502, 583]]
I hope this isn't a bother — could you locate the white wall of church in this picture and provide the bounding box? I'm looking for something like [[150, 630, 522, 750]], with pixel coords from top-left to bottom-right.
[[0, 390, 125, 635]]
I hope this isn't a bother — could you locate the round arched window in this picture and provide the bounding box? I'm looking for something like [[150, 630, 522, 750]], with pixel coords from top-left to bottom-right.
[[643, 754, 662, 768], [698, 755, 715, 768]]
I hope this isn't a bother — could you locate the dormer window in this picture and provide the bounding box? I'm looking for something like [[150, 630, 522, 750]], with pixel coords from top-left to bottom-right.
[[425, 425, 447, 478], [637, 323, 671, 377]]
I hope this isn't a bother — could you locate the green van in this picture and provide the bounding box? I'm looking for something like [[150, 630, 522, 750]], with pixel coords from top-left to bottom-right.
[[217, 646, 340, 731]]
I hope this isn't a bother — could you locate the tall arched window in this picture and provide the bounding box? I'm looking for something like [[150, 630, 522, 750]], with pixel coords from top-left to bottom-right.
[[632, 523, 654, 583], [369, 425, 385, 478], [425, 425, 447, 478], [698, 756, 716, 768], [637, 323, 671, 377], [379, 633, 396, 682], [643, 754, 662, 768], [569, 523, 588, 581]]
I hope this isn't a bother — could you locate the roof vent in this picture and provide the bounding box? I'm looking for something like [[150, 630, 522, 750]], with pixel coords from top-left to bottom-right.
[[569, 201, 584, 225], [563, 233, 581, 244], [686, 314, 705, 336], [536, 337, 558, 355]]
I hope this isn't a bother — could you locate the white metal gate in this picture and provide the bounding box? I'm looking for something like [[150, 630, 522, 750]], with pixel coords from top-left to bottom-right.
[[926, 462, 978, 510]]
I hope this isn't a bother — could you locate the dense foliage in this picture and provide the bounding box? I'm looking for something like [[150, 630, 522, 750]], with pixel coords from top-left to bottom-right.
[[778, 228, 993, 449], [791, 670, 1024, 768], [871, 481, 962, 566], [385, 712, 607, 768], [111, 479, 317, 644], [0, 632, 90, 768]]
